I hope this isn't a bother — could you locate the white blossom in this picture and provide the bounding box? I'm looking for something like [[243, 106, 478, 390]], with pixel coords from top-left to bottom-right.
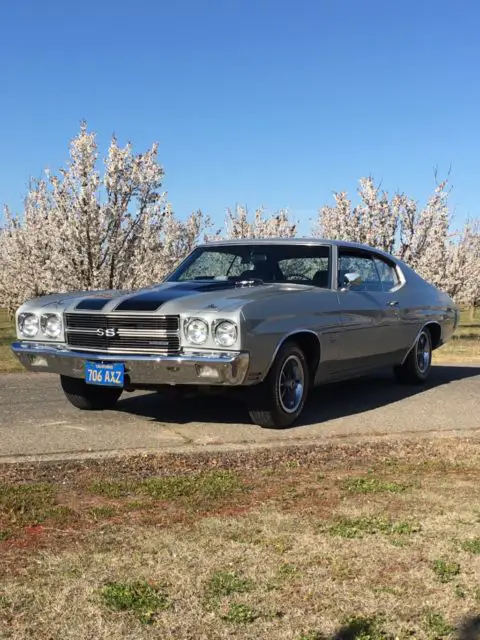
[[2, 129, 478, 316], [445, 219, 480, 308], [0, 123, 209, 313], [314, 176, 480, 306], [221, 205, 297, 239], [315, 177, 397, 253]]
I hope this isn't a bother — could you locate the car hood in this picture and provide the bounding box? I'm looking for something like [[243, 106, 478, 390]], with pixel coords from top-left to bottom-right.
[[20, 280, 324, 315]]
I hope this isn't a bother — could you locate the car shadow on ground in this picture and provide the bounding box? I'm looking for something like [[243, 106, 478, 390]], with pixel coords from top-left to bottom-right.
[[325, 614, 480, 639], [114, 364, 480, 428]]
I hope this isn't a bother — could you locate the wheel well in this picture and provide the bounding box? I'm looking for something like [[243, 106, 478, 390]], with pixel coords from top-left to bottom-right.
[[425, 322, 442, 350], [284, 332, 321, 385]]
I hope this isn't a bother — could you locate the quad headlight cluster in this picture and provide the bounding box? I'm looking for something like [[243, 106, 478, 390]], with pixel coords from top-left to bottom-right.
[[184, 318, 238, 347], [17, 312, 63, 340]]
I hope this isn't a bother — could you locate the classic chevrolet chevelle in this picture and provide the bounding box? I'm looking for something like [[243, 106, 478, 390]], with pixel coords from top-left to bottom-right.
[[12, 239, 458, 428]]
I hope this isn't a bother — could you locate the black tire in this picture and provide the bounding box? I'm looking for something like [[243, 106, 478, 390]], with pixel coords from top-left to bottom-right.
[[247, 341, 309, 428], [394, 328, 432, 385], [60, 375, 123, 410]]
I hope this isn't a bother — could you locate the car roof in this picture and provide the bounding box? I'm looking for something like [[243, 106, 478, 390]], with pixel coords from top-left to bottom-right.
[[200, 237, 396, 260]]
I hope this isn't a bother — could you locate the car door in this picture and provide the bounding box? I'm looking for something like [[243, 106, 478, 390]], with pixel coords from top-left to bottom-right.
[[277, 247, 342, 377], [370, 254, 409, 360], [335, 248, 401, 373]]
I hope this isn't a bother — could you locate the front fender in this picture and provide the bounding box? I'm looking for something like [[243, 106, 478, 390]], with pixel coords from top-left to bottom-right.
[[240, 291, 342, 384]]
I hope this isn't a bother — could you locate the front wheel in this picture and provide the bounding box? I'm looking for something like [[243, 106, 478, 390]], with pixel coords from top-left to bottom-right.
[[247, 342, 309, 428], [394, 329, 432, 385], [60, 375, 123, 410]]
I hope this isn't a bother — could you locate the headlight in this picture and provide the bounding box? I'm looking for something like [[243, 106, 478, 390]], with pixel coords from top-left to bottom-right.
[[184, 318, 208, 345], [18, 313, 39, 338], [213, 320, 238, 347], [41, 313, 63, 338]]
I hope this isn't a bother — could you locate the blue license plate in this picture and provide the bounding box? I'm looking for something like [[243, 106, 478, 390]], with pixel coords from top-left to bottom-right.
[[85, 362, 124, 387]]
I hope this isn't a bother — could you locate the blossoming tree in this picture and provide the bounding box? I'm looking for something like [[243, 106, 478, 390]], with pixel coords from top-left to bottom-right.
[[1, 126, 478, 316], [0, 124, 208, 314], [315, 176, 479, 310]]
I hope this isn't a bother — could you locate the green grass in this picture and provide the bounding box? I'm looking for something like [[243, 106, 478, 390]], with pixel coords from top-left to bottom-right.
[[220, 602, 261, 624], [0, 482, 56, 525], [432, 558, 461, 583], [460, 538, 480, 554], [277, 562, 300, 577], [141, 470, 242, 501], [86, 506, 117, 521], [89, 471, 243, 503], [341, 476, 408, 494], [47, 505, 79, 524], [325, 516, 420, 539], [205, 570, 253, 598], [0, 471, 243, 531], [454, 583, 466, 599], [0, 483, 79, 526], [100, 581, 169, 624], [423, 611, 454, 638], [88, 480, 133, 499], [203, 570, 255, 613]]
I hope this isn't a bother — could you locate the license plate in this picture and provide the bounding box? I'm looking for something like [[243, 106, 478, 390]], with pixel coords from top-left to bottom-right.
[[85, 362, 124, 387]]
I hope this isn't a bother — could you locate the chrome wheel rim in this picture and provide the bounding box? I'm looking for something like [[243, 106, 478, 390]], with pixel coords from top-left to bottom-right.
[[416, 331, 431, 374], [278, 355, 305, 414]]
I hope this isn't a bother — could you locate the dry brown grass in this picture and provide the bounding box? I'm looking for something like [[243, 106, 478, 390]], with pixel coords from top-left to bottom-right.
[[0, 310, 22, 373], [433, 309, 480, 363], [0, 440, 479, 639]]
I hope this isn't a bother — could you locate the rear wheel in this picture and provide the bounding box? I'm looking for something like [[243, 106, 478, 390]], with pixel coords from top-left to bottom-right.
[[60, 375, 123, 410], [247, 342, 309, 428], [394, 329, 432, 384]]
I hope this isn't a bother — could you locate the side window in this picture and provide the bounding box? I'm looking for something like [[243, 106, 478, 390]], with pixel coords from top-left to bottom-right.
[[338, 252, 381, 292], [373, 257, 400, 292]]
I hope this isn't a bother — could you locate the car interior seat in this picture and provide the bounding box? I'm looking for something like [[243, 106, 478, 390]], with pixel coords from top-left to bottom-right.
[[312, 270, 329, 288], [238, 261, 282, 282]]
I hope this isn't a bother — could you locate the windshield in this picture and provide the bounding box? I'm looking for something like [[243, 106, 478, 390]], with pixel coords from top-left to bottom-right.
[[167, 244, 331, 288]]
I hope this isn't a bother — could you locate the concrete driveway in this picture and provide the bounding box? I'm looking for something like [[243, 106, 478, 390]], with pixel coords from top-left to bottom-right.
[[0, 364, 479, 462]]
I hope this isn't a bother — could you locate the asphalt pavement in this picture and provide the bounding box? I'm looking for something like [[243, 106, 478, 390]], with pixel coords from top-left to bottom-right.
[[0, 364, 479, 462]]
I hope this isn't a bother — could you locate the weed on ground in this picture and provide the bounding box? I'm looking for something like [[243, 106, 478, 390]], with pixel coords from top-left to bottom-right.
[[100, 580, 169, 624]]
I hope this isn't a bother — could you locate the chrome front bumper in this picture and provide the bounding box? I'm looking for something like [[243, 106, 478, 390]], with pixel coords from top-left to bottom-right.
[[11, 342, 250, 386]]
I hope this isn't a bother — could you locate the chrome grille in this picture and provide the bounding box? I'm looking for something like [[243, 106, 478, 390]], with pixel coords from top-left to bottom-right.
[[64, 314, 180, 354]]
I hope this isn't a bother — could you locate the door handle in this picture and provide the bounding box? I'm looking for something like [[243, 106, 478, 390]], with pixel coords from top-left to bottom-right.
[[387, 300, 399, 306]]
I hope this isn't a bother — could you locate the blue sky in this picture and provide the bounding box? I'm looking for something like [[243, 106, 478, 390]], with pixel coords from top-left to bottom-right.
[[1, 0, 479, 232]]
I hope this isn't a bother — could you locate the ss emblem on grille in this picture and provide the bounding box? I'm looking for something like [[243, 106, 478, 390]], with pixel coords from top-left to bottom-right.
[[96, 328, 117, 337]]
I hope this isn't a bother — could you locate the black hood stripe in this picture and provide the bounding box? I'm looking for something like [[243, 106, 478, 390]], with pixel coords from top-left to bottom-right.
[[113, 280, 241, 312], [75, 298, 114, 311]]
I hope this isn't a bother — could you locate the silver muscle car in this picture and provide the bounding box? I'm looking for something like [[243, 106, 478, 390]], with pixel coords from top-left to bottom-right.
[[11, 238, 459, 428]]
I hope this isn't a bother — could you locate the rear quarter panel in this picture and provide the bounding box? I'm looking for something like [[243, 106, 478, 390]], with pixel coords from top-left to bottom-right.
[[395, 262, 457, 349]]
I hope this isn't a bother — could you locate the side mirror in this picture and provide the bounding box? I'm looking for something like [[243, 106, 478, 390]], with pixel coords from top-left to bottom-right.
[[341, 272, 363, 291]]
